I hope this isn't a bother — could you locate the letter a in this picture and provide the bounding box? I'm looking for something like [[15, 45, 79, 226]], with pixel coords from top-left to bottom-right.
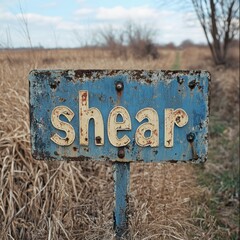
[[135, 108, 159, 147]]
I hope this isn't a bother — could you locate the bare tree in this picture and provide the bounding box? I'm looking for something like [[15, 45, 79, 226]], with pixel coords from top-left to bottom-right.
[[99, 22, 159, 59], [125, 21, 159, 59], [99, 26, 127, 58], [192, 0, 239, 65]]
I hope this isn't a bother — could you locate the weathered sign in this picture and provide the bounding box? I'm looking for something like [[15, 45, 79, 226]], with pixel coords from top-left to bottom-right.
[[29, 70, 210, 163], [29, 69, 210, 237]]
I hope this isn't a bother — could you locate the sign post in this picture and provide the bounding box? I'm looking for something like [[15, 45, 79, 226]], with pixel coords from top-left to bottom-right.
[[113, 162, 130, 238], [29, 70, 210, 238]]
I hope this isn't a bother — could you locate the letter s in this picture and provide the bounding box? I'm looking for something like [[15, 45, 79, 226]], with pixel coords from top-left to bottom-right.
[[50, 106, 75, 146]]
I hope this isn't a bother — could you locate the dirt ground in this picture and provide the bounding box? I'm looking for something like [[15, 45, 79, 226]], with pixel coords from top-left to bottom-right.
[[0, 46, 239, 239]]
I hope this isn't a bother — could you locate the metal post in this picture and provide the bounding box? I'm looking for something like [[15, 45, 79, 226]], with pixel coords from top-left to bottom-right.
[[113, 162, 130, 238]]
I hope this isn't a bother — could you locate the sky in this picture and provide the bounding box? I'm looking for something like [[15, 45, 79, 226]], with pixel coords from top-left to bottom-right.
[[0, 0, 207, 48]]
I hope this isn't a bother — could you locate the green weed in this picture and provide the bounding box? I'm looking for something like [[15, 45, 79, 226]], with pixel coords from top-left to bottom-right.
[[171, 51, 181, 70]]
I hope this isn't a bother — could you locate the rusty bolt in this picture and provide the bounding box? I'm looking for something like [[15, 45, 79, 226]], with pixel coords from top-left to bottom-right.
[[187, 132, 195, 142], [118, 148, 125, 158], [188, 80, 197, 89], [115, 81, 124, 92], [95, 136, 101, 144]]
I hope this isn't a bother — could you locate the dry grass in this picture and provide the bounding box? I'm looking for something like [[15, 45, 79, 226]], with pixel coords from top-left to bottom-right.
[[0, 46, 239, 239]]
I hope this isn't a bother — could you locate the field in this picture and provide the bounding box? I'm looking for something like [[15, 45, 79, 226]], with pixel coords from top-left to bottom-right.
[[0, 46, 239, 239]]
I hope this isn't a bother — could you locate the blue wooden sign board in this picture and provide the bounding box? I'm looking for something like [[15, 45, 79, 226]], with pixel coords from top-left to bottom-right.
[[29, 69, 210, 237], [29, 70, 210, 163]]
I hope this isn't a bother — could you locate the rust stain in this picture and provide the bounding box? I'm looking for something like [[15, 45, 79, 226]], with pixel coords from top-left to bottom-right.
[[73, 147, 78, 151], [153, 129, 158, 136], [177, 76, 184, 84], [188, 79, 199, 90], [81, 92, 87, 105], [175, 116, 181, 124]]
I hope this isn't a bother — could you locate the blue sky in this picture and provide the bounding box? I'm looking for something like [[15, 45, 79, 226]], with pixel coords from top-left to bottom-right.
[[0, 0, 206, 48]]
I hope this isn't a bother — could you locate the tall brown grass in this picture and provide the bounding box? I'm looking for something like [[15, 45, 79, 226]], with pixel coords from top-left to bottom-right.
[[0, 46, 239, 239]]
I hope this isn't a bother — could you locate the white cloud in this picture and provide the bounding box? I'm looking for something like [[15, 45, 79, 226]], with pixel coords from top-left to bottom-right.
[[74, 6, 160, 21], [96, 6, 159, 21], [16, 13, 62, 26]]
